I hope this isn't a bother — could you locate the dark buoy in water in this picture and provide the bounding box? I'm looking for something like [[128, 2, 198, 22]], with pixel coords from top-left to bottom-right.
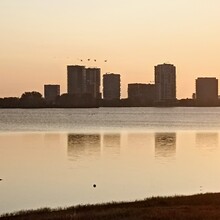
[[93, 184, 96, 188]]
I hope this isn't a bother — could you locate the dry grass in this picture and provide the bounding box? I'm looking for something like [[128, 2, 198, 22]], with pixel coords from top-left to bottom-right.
[[2, 193, 220, 220]]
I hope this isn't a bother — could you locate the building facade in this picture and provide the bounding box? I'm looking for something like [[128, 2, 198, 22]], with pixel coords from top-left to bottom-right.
[[44, 84, 60, 103], [67, 65, 101, 99], [155, 63, 176, 103], [86, 68, 101, 99], [103, 73, 121, 100], [196, 77, 218, 105], [128, 83, 155, 104], [67, 65, 86, 96]]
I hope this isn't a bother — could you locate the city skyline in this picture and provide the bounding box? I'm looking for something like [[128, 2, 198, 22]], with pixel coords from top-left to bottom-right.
[[0, 62, 220, 102], [1, 0, 220, 98]]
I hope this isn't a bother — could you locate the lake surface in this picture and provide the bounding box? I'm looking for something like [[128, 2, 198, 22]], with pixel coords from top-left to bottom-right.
[[1, 107, 220, 214]]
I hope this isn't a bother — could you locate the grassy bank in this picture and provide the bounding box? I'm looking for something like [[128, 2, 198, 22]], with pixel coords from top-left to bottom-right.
[[1, 193, 220, 220]]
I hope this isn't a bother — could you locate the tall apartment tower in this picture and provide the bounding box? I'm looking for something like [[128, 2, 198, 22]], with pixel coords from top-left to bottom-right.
[[196, 77, 218, 105], [44, 84, 60, 103], [155, 63, 176, 102], [67, 65, 86, 96], [103, 73, 121, 100], [86, 68, 101, 99], [67, 65, 101, 99]]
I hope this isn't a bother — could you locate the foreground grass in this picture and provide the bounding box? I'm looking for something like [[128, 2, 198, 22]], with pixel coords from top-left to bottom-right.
[[2, 193, 220, 220]]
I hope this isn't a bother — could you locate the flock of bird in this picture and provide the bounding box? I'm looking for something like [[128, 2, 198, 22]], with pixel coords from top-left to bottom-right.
[[78, 58, 108, 63]]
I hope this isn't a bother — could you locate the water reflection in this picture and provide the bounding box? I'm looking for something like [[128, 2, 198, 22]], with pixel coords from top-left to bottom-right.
[[155, 133, 176, 159], [103, 134, 121, 155], [127, 133, 154, 147], [2, 131, 220, 214], [196, 133, 218, 149], [68, 134, 101, 161], [43, 133, 61, 147]]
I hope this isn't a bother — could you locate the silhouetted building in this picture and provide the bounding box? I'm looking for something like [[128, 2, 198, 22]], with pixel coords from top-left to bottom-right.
[[86, 68, 101, 99], [67, 65, 86, 96], [196, 77, 218, 105], [44, 84, 60, 103], [192, 93, 196, 100], [128, 83, 155, 105], [103, 73, 121, 100], [155, 63, 176, 103], [67, 65, 101, 100]]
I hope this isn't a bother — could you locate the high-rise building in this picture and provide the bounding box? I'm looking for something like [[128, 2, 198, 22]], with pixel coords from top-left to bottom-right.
[[103, 73, 121, 100], [128, 83, 155, 102], [67, 65, 101, 99], [67, 65, 86, 96], [44, 84, 60, 103], [155, 63, 176, 102], [86, 68, 101, 99], [196, 77, 218, 105]]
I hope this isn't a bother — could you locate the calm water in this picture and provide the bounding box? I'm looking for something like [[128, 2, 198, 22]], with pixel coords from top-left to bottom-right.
[[1, 107, 220, 214]]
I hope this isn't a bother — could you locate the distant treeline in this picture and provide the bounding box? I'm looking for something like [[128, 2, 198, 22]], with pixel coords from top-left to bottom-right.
[[0, 91, 220, 108], [0, 92, 99, 108]]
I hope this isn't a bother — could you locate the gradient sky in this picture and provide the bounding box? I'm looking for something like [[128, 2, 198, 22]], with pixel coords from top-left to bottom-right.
[[1, 0, 220, 98]]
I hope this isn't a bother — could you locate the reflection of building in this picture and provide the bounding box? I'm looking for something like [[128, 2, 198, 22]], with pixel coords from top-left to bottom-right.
[[128, 83, 156, 105], [44, 84, 60, 103], [196, 133, 218, 149], [103, 134, 121, 155], [127, 133, 154, 149], [155, 133, 176, 158], [67, 65, 101, 99], [196, 77, 218, 105], [103, 73, 121, 100], [155, 63, 176, 103], [68, 134, 101, 160]]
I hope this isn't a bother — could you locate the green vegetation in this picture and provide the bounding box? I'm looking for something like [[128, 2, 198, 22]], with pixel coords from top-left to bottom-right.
[[1, 193, 220, 219]]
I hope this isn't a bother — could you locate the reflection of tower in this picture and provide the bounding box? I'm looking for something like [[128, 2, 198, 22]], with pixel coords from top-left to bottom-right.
[[196, 133, 218, 149], [68, 134, 101, 161], [127, 133, 154, 148], [155, 133, 176, 158], [43, 133, 62, 147], [103, 134, 121, 155]]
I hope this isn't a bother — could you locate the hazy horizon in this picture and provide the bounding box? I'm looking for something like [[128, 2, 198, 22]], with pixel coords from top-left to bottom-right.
[[1, 0, 220, 98]]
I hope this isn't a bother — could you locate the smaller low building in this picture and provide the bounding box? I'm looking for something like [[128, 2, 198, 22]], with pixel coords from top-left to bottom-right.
[[128, 83, 156, 106], [44, 84, 60, 103], [196, 77, 218, 106]]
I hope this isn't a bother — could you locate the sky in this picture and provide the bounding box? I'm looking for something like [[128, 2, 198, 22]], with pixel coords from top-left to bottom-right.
[[1, 0, 220, 98]]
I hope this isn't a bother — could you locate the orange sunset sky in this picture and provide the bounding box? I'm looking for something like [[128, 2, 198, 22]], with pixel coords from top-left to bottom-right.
[[1, 0, 220, 98]]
